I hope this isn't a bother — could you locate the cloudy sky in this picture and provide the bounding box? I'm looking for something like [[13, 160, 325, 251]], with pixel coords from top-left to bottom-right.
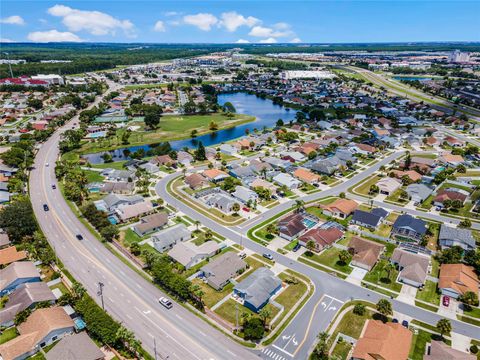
[[1, 1, 479, 43]]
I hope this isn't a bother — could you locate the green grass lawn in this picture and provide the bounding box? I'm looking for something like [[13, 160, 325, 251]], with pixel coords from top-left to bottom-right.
[[385, 188, 409, 204], [418, 194, 434, 210], [463, 306, 480, 319], [122, 228, 144, 246], [416, 280, 440, 306], [90, 160, 127, 170], [430, 258, 440, 278], [191, 278, 233, 308], [302, 247, 353, 274], [363, 259, 402, 292], [353, 176, 381, 196], [331, 339, 352, 360], [49, 282, 69, 295], [84, 170, 104, 183], [0, 327, 18, 345], [276, 273, 308, 311], [374, 223, 392, 238], [331, 308, 372, 341], [409, 330, 447, 360]]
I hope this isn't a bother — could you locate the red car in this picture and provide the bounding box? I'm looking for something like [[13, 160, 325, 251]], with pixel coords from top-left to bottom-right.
[[443, 296, 450, 307], [242, 207, 250, 212]]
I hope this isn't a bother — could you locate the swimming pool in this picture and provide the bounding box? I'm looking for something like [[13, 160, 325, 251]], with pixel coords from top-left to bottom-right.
[[108, 216, 118, 225], [302, 218, 317, 228]]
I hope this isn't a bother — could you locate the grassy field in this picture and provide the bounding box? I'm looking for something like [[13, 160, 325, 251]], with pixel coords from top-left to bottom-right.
[[0, 328, 18, 345], [84, 169, 104, 183], [191, 278, 234, 308], [416, 280, 440, 306], [353, 175, 381, 196], [276, 273, 308, 311], [302, 247, 353, 274], [79, 113, 255, 153], [363, 259, 402, 292]]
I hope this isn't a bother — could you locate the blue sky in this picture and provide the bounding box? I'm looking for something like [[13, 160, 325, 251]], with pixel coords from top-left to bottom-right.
[[1, 1, 479, 43]]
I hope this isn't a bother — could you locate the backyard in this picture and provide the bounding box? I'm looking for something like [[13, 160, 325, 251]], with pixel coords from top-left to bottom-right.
[[363, 259, 402, 293]]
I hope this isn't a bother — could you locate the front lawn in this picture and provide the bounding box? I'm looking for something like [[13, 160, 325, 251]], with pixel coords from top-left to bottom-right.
[[353, 176, 381, 196], [415, 280, 440, 306], [363, 259, 402, 293], [385, 188, 409, 204], [214, 299, 277, 326], [191, 278, 233, 308], [374, 223, 392, 238], [302, 247, 353, 274], [84, 169, 104, 183], [275, 273, 308, 311], [409, 330, 446, 360]]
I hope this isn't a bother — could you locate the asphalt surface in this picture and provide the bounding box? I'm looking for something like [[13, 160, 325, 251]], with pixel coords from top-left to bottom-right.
[[30, 89, 257, 360], [156, 150, 480, 359]]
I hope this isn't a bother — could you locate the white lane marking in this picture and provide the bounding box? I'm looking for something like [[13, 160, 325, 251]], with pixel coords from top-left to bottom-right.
[[108, 297, 115, 303], [126, 314, 133, 320], [175, 314, 183, 320], [136, 284, 143, 290], [226, 350, 237, 357], [271, 345, 294, 358]]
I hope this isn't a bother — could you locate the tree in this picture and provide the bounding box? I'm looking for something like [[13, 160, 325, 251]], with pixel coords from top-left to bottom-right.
[[339, 192, 346, 199], [72, 282, 86, 300], [276, 119, 284, 127], [459, 291, 479, 311], [100, 225, 119, 242], [0, 198, 38, 243], [243, 317, 265, 340], [459, 219, 472, 228], [259, 307, 272, 326], [306, 240, 316, 253], [209, 121, 218, 131], [353, 303, 366, 316], [205, 229, 213, 241], [14, 308, 32, 325], [266, 223, 278, 235], [143, 105, 162, 129], [436, 318, 452, 338], [191, 129, 198, 138], [130, 242, 141, 255], [295, 199, 305, 213], [194, 220, 200, 231], [436, 246, 463, 264], [338, 250, 351, 265], [116, 326, 141, 355], [376, 299, 393, 318], [311, 332, 329, 360], [222, 101, 236, 113], [369, 184, 379, 194], [399, 189, 409, 200], [404, 152, 411, 170], [194, 141, 206, 161], [385, 263, 396, 282], [232, 203, 241, 214]]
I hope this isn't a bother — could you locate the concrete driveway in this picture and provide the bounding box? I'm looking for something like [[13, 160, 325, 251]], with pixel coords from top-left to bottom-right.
[[346, 267, 368, 285], [397, 284, 417, 305]]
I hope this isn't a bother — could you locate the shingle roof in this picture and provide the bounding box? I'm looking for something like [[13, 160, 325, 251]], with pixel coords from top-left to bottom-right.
[[391, 248, 430, 284], [0, 246, 27, 266], [45, 332, 104, 360], [0, 261, 39, 292], [439, 264, 479, 296], [424, 340, 476, 360], [393, 214, 427, 235], [201, 252, 246, 289], [351, 210, 382, 228], [439, 225, 475, 249], [234, 267, 282, 309]]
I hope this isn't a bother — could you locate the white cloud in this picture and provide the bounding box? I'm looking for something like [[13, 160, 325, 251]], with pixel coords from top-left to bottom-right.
[[183, 13, 218, 31], [164, 11, 180, 17], [0, 38, 15, 43], [290, 37, 302, 43], [27, 29, 83, 42], [0, 15, 25, 25], [236, 39, 250, 44], [259, 37, 277, 44], [47, 5, 135, 37], [273, 22, 290, 30], [153, 20, 166, 32], [248, 25, 293, 39], [219, 12, 260, 32]]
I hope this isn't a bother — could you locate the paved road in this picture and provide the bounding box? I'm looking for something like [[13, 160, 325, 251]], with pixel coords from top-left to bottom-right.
[[30, 86, 257, 360], [156, 150, 480, 359]]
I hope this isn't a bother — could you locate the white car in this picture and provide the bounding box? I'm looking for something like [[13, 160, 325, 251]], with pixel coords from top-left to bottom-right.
[[45, 163, 49, 167], [158, 297, 173, 309]]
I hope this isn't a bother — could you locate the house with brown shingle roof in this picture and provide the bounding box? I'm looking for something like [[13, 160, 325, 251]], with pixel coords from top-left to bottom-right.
[[0, 307, 74, 360], [202, 169, 229, 183], [0, 246, 27, 267], [321, 198, 358, 219], [298, 227, 344, 252], [424, 340, 476, 360], [277, 213, 306, 241], [391, 169, 423, 182], [390, 248, 430, 288], [352, 319, 412, 360], [438, 264, 479, 299], [439, 153, 464, 167], [349, 237, 385, 271], [293, 168, 320, 184], [184, 173, 209, 190]]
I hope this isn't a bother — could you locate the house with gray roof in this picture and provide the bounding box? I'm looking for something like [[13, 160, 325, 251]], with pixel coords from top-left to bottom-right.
[[232, 186, 258, 204], [233, 267, 282, 312], [405, 183, 433, 204], [273, 173, 301, 189], [132, 212, 168, 237], [0, 261, 41, 296], [201, 252, 247, 290], [206, 193, 238, 214], [100, 168, 136, 182], [392, 214, 427, 242], [94, 194, 144, 213], [168, 241, 221, 269], [439, 225, 476, 251], [0, 282, 56, 327], [45, 332, 105, 360], [310, 157, 341, 175], [151, 224, 191, 253], [390, 248, 430, 288]]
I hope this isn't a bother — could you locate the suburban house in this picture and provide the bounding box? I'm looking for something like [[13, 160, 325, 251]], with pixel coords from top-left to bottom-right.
[[273, 173, 301, 189], [390, 248, 430, 288], [0, 307, 75, 360], [0, 246, 27, 267], [177, 151, 194, 167], [439, 153, 464, 167], [132, 212, 168, 237], [277, 213, 307, 241], [250, 178, 277, 195], [439, 225, 476, 251], [350, 208, 388, 229], [185, 173, 209, 190], [298, 227, 344, 252], [391, 214, 427, 242], [391, 169, 423, 183], [203, 169, 229, 183], [0, 282, 56, 328], [100, 169, 136, 182], [233, 267, 282, 312], [424, 340, 476, 360], [94, 194, 144, 213], [151, 223, 191, 253], [433, 188, 469, 208], [150, 154, 175, 167], [438, 264, 479, 299], [376, 177, 402, 196], [293, 168, 320, 184], [232, 186, 258, 204], [321, 198, 358, 219], [115, 200, 154, 222], [200, 252, 247, 290], [168, 241, 221, 269], [352, 320, 412, 360], [310, 157, 341, 175], [206, 193, 238, 214], [349, 237, 385, 271], [45, 332, 105, 360], [0, 261, 41, 296], [405, 183, 433, 204]]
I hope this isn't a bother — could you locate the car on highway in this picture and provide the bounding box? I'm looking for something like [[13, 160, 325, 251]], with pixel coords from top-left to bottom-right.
[[43, 204, 49, 211], [402, 320, 409, 328], [443, 296, 450, 307], [51, 184, 56, 190], [46, 163, 49, 167], [263, 253, 274, 261], [159, 297, 173, 309], [76, 234, 83, 240]]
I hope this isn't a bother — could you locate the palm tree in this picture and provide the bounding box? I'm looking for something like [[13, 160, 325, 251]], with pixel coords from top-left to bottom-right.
[[295, 199, 305, 213], [259, 307, 272, 326], [385, 263, 396, 282], [376, 299, 393, 318], [241, 312, 251, 325], [205, 229, 213, 241], [306, 240, 316, 254], [232, 203, 241, 214], [436, 318, 451, 338], [194, 220, 200, 232], [313, 332, 329, 360], [266, 223, 278, 235]]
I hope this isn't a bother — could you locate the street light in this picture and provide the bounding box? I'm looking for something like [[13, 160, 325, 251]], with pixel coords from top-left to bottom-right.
[[97, 282, 105, 310]]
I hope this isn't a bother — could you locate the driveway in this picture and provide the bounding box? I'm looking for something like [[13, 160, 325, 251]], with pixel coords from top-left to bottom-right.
[[397, 284, 417, 305], [346, 267, 367, 285]]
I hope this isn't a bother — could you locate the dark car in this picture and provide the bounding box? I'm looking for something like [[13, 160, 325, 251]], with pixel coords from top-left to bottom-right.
[[292, 243, 301, 252], [76, 234, 83, 240], [51, 184, 56, 190], [392, 318, 399, 323], [402, 320, 409, 328], [43, 204, 49, 211]]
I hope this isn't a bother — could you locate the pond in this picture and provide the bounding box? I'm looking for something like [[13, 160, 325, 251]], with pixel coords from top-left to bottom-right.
[[82, 92, 298, 164]]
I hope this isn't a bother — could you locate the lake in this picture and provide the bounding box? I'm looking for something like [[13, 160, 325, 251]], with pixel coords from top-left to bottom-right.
[[82, 92, 298, 164]]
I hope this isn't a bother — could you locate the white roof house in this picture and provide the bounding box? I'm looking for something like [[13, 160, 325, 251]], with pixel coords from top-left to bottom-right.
[[273, 173, 301, 189], [232, 186, 258, 204], [376, 177, 402, 195]]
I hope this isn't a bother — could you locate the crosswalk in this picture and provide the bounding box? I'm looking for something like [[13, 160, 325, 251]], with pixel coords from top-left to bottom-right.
[[260, 347, 290, 360]]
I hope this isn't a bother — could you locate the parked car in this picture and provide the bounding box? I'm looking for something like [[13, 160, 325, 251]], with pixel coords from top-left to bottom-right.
[[238, 252, 247, 259], [443, 296, 450, 307], [43, 204, 49, 211], [45, 163, 49, 167], [243, 207, 250, 212], [402, 320, 409, 328], [51, 184, 56, 190], [263, 253, 274, 261], [76, 234, 83, 240], [159, 297, 173, 309], [392, 318, 399, 323], [292, 243, 301, 252]]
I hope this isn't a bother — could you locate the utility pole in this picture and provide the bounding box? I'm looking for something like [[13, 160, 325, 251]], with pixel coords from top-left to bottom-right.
[[235, 302, 239, 333], [2, 52, 14, 78], [97, 282, 105, 310]]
